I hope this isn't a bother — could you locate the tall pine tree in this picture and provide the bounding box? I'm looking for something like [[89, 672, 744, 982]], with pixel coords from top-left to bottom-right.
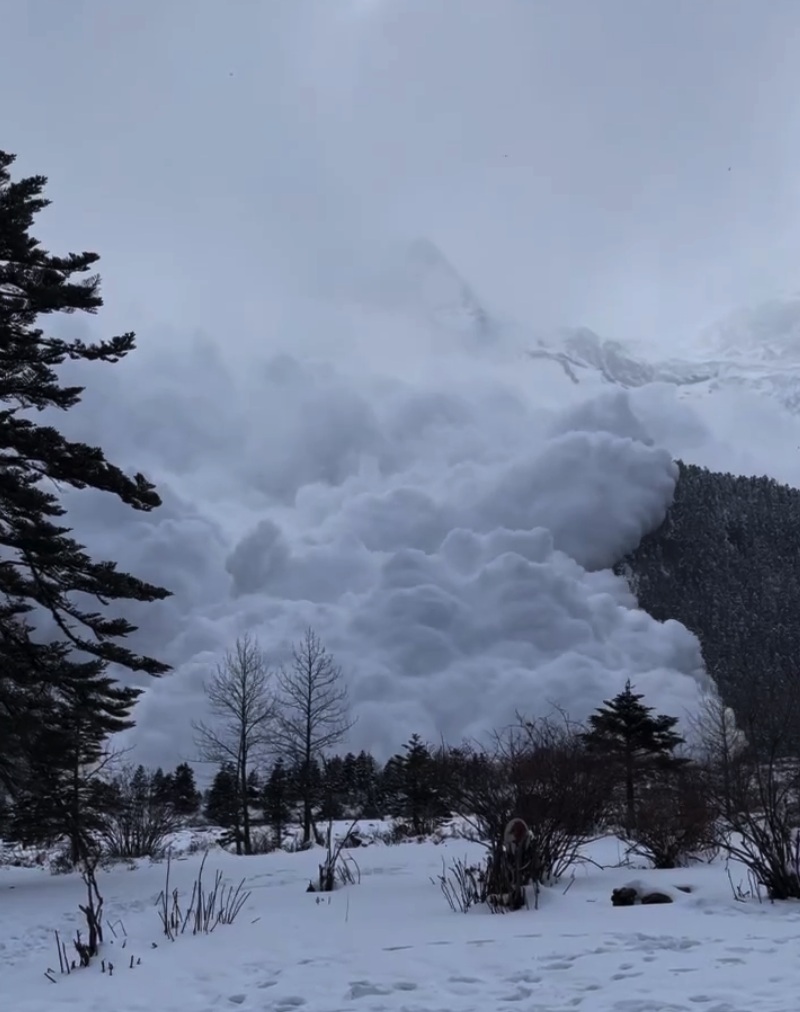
[[0, 150, 172, 800], [581, 680, 688, 829]]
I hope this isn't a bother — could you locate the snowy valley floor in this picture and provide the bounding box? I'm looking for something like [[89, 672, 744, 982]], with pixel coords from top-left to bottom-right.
[[3, 832, 800, 1012]]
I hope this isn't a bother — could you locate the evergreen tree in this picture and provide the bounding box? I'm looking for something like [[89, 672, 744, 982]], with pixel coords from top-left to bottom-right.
[[170, 763, 200, 818], [9, 676, 137, 861], [354, 749, 382, 817], [0, 150, 172, 798], [341, 752, 357, 796], [204, 763, 240, 842], [389, 734, 447, 836], [581, 680, 688, 828], [320, 755, 346, 821], [246, 768, 261, 808], [151, 768, 171, 802], [129, 765, 150, 806], [0, 788, 10, 836], [262, 758, 293, 846]]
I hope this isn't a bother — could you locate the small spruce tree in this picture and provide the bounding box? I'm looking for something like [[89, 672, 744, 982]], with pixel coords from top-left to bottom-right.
[[354, 749, 382, 818], [320, 755, 346, 821], [170, 763, 201, 818], [389, 734, 447, 836], [581, 680, 688, 829], [204, 764, 241, 847]]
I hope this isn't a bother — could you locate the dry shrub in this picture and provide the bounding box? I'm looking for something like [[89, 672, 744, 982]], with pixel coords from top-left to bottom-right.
[[624, 767, 720, 868], [450, 710, 613, 897], [693, 693, 800, 901], [99, 766, 180, 860]]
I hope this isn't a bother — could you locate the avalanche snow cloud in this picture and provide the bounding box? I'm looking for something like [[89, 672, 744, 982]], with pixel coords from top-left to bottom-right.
[[58, 322, 711, 770]]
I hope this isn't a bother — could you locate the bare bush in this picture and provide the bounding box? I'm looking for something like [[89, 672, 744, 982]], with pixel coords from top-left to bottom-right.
[[99, 765, 180, 859], [435, 855, 482, 913], [311, 816, 362, 892], [156, 850, 251, 940], [696, 691, 800, 900], [248, 828, 277, 855], [624, 767, 720, 868], [451, 711, 612, 896]]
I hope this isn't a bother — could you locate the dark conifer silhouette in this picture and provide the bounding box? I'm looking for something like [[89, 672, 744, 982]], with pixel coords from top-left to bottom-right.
[[262, 758, 294, 846], [388, 733, 447, 836], [170, 762, 201, 817], [581, 680, 687, 828], [204, 763, 240, 839], [0, 150, 171, 813]]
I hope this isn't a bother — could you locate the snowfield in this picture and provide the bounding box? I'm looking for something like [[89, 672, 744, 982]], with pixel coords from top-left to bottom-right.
[[3, 830, 800, 1012]]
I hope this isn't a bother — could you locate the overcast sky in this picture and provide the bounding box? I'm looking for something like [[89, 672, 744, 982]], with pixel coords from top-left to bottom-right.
[[4, 0, 800, 345], [4, 1, 800, 773]]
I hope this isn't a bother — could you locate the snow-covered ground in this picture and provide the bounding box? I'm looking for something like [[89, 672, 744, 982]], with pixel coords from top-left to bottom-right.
[[3, 828, 800, 1012]]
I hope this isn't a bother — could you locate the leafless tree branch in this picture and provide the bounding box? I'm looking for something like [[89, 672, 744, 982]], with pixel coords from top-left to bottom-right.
[[272, 627, 355, 843], [192, 633, 276, 854]]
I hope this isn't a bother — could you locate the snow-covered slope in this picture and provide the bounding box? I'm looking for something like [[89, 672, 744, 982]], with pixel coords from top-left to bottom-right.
[[342, 236, 495, 345], [526, 297, 800, 417], [369, 242, 800, 418]]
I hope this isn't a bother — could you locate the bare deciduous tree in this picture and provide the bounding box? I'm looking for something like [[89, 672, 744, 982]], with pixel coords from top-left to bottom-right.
[[192, 634, 275, 855], [697, 683, 800, 900], [273, 628, 355, 844], [687, 694, 746, 820]]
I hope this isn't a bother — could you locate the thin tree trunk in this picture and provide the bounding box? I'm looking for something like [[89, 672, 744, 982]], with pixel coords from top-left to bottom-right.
[[302, 757, 312, 845], [239, 757, 252, 855], [302, 713, 313, 843], [625, 752, 636, 830]]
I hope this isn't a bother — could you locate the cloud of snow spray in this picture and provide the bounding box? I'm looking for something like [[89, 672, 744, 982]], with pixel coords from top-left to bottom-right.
[[28, 0, 790, 770], [59, 280, 718, 771]]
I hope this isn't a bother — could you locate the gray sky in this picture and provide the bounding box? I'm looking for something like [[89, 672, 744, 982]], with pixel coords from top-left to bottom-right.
[[4, 0, 800, 345], [4, 1, 800, 772]]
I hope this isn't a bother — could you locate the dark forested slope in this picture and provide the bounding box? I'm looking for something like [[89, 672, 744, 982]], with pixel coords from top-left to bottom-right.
[[616, 461, 800, 746]]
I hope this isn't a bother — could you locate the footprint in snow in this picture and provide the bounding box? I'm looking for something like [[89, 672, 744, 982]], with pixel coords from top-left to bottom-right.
[[268, 998, 306, 1012], [346, 980, 418, 1000]]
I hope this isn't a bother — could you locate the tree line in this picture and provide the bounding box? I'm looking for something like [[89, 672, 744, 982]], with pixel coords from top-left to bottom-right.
[[0, 672, 699, 871]]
